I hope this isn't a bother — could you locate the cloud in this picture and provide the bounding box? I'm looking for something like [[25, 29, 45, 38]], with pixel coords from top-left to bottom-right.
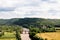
[[0, 7, 16, 12], [0, 0, 60, 19], [42, 0, 57, 3], [0, 0, 20, 7]]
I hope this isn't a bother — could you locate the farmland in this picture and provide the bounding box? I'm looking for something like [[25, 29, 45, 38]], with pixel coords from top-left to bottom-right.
[[0, 32, 16, 40], [0, 25, 22, 40], [36, 32, 60, 40]]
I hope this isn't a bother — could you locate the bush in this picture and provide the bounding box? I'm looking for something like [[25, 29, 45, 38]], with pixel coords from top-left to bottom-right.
[[29, 27, 43, 40], [0, 32, 4, 37], [16, 31, 21, 40], [29, 34, 43, 40], [42, 27, 56, 32], [33, 36, 43, 40]]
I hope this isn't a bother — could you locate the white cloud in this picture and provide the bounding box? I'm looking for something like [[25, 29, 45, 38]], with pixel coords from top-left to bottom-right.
[[0, 0, 60, 19]]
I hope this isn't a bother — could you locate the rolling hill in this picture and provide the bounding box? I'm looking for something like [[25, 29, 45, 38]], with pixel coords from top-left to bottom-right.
[[0, 18, 60, 28]]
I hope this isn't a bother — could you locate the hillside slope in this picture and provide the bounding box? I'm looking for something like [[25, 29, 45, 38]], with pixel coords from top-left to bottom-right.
[[0, 18, 60, 27]]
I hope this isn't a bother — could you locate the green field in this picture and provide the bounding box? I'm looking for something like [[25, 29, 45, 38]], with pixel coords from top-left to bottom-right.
[[36, 32, 60, 40], [0, 32, 16, 40]]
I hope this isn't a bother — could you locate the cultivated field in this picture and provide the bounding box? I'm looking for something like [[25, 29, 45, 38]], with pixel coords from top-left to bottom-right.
[[36, 32, 60, 40], [0, 32, 16, 40]]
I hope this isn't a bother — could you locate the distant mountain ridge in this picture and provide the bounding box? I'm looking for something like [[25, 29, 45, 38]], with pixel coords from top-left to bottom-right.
[[0, 18, 60, 27]]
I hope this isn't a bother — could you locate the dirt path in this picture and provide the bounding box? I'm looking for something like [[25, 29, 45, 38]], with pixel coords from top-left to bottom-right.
[[21, 34, 31, 40], [20, 28, 31, 40]]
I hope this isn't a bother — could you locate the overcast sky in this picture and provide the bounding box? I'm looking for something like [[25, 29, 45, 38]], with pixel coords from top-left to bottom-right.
[[0, 0, 60, 19]]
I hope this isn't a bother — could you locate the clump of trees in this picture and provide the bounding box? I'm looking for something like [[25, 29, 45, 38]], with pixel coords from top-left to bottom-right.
[[0, 31, 4, 37], [16, 30, 21, 40], [29, 27, 43, 40], [0, 25, 22, 32], [42, 27, 56, 32]]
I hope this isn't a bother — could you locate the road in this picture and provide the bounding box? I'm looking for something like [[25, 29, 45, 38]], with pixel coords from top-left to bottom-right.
[[21, 34, 31, 40], [20, 28, 31, 40]]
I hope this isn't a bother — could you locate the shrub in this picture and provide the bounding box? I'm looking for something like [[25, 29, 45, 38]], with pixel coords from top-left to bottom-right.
[[29, 27, 43, 40], [16, 31, 21, 40], [0, 31, 4, 37]]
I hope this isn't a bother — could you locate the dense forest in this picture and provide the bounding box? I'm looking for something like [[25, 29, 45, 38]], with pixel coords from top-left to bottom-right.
[[0, 18, 60, 28]]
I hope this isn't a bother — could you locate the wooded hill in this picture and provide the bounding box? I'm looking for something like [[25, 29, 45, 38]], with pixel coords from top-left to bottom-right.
[[0, 18, 60, 28]]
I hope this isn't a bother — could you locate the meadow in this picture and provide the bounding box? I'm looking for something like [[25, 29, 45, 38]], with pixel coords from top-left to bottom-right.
[[0, 32, 16, 40], [36, 32, 60, 40]]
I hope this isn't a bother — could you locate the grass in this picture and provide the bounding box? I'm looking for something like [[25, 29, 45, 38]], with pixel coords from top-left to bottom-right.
[[0, 32, 16, 40], [0, 38, 16, 40], [36, 32, 60, 40]]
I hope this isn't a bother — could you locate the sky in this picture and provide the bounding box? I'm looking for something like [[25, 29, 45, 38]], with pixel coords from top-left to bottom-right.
[[0, 0, 60, 19]]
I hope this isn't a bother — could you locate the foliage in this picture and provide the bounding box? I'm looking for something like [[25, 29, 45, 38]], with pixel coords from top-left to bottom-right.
[[29, 27, 42, 40], [0, 25, 22, 40], [42, 27, 56, 32], [29, 26, 56, 40], [0, 18, 59, 28], [0, 25, 22, 32], [0, 32, 4, 37], [16, 31, 21, 40], [33, 35, 43, 40]]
